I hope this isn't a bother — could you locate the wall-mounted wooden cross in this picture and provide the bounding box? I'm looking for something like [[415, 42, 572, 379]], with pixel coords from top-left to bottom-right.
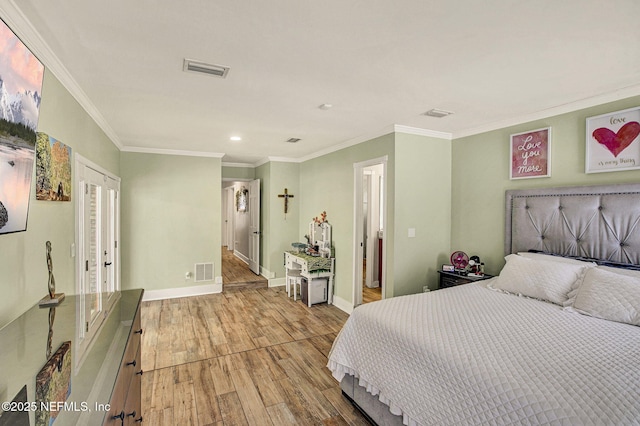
[[278, 188, 294, 216]]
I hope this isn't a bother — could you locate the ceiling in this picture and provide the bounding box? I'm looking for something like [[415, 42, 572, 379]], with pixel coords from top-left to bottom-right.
[[3, 0, 640, 165]]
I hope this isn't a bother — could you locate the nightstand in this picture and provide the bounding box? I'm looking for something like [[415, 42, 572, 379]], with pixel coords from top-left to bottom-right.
[[437, 270, 493, 289]]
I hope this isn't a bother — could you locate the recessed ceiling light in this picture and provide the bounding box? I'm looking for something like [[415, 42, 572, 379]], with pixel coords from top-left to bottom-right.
[[318, 103, 333, 110], [423, 108, 454, 118], [230, 136, 242, 141]]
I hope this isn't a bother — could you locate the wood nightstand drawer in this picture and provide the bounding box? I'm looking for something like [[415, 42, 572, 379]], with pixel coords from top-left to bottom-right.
[[437, 271, 493, 289]]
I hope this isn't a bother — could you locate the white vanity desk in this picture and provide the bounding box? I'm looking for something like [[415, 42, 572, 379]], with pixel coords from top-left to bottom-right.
[[285, 221, 335, 307]]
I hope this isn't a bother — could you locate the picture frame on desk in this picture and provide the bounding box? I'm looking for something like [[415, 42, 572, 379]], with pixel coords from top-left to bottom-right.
[[442, 264, 455, 272]]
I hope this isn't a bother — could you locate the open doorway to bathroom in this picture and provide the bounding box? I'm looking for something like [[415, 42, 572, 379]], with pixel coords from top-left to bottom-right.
[[353, 157, 387, 307]]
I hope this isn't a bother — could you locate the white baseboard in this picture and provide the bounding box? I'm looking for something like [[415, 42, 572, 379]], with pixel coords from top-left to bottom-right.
[[332, 294, 354, 315], [234, 251, 249, 264], [142, 282, 222, 301], [268, 277, 285, 288]]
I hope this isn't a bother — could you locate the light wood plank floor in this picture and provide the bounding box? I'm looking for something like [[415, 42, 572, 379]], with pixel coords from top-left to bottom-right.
[[141, 287, 370, 425], [222, 246, 268, 290]]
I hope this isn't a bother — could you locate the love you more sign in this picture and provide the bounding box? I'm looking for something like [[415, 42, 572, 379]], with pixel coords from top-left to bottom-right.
[[586, 106, 640, 173], [510, 127, 551, 179]]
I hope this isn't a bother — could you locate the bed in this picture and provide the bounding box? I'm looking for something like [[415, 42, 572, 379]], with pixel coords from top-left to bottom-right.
[[327, 183, 640, 425]]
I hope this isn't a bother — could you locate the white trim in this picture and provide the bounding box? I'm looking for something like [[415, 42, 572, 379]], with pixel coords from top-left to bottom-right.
[[234, 250, 249, 264], [142, 283, 222, 301], [352, 156, 388, 308], [260, 266, 276, 280], [75, 153, 120, 181], [332, 295, 353, 315], [121, 146, 225, 158], [453, 84, 640, 139], [393, 124, 452, 140], [0, 1, 123, 150], [268, 277, 286, 288], [222, 162, 255, 168]]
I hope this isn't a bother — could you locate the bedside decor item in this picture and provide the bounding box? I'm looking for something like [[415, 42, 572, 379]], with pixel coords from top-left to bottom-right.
[[586, 106, 640, 173], [450, 251, 469, 273], [35, 341, 72, 426], [236, 186, 248, 212], [442, 264, 455, 272], [0, 19, 45, 234], [510, 127, 551, 179], [35, 132, 72, 201], [39, 241, 65, 307]]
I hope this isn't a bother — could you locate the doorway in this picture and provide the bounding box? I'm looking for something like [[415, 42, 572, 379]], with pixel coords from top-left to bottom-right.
[[353, 156, 387, 307], [75, 154, 121, 368], [221, 179, 267, 289]]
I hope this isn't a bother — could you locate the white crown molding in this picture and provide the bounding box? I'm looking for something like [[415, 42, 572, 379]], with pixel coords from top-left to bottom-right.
[[121, 146, 225, 158], [453, 84, 640, 139], [222, 162, 256, 168], [393, 124, 452, 140], [0, 0, 123, 149]]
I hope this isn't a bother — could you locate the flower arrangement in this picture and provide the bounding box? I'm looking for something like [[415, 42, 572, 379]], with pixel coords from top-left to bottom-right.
[[313, 211, 327, 224]]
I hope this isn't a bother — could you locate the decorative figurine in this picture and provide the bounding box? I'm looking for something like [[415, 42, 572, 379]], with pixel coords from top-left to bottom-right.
[[39, 241, 65, 307]]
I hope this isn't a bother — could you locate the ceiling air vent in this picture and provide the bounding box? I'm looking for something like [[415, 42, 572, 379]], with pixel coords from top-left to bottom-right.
[[286, 138, 301, 143], [423, 108, 453, 118], [183, 59, 230, 78]]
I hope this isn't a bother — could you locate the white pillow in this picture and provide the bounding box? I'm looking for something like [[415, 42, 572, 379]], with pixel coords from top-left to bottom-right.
[[571, 267, 640, 326], [491, 254, 590, 305]]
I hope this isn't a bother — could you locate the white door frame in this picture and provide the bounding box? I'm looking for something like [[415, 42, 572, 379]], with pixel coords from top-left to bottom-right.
[[353, 156, 388, 308], [248, 178, 261, 275]]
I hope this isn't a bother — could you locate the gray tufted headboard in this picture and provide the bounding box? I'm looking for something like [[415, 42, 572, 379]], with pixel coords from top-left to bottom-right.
[[505, 183, 640, 265]]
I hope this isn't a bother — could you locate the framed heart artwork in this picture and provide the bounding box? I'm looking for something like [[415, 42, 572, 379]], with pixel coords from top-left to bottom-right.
[[586, 106, 640, 173]]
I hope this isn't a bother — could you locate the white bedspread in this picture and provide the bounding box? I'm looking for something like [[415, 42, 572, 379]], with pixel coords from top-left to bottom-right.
[[327, 280, 640, 425]]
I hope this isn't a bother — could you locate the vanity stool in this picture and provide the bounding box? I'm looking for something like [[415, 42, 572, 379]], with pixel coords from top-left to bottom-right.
[[286, 268, 303, 300]]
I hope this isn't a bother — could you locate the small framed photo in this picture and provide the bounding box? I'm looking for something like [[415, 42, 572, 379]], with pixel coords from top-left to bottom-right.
[[510, 127, 551, 179], [586, 106, 640, 173], [442, 264, 455, 272]]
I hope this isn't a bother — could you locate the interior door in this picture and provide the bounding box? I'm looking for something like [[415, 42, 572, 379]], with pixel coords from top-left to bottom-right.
[[248, 179, 261, 275]]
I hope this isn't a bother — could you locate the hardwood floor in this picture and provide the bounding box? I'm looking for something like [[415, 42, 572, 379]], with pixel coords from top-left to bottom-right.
[[222, 246, 268, 290], [362, 259, 381, 304], [141, 287, 370, 425]]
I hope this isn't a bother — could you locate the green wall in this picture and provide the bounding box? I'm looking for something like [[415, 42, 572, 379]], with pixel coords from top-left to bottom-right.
[[256, 162, 300, 279], [120, 152, 222, 291], [222, 165, 255, 180], [0, 70, 120, 327], [451, 95, 640, 275], [394, 133, 452, 295], [299, 134, 395, 302]]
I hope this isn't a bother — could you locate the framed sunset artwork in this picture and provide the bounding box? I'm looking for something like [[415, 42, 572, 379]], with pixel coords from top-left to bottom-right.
[[0, 19, 45, 234], [510, 127, 551, 179], [586, 106, 640, 173]]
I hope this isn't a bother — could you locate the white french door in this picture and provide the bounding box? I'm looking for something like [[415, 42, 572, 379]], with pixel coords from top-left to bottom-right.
[[75, 155, 120, 367]]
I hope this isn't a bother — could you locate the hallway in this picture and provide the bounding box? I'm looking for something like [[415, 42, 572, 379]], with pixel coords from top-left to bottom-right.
[[222, 246, 268, 290]]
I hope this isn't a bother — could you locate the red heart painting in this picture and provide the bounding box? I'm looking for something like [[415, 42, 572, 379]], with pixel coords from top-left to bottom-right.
[[592, 121, 640, 157]]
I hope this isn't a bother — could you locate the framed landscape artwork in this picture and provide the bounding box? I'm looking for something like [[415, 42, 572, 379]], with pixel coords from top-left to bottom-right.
[[36, 132, 72, 201], [510, 127, 551, 179], [586, 106, 640, 173], [0, 19, 45, 234]]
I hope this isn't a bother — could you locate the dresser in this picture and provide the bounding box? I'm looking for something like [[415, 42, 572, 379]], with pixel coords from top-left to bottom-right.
[[0, 289, 144, 425]]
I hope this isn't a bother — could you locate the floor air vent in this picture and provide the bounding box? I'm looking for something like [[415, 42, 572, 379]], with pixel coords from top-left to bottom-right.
[[195, 263, 214, 282]]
